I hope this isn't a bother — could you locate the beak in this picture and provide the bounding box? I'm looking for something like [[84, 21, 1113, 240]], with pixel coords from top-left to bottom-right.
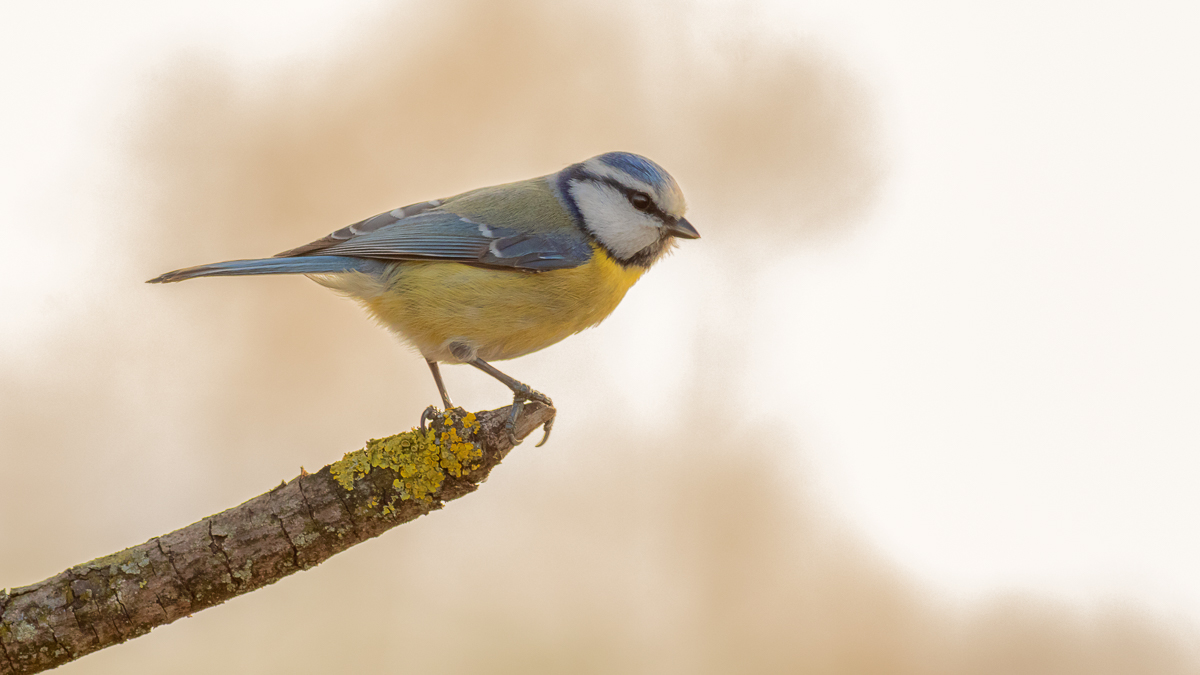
[[666, 217, 700, 239]]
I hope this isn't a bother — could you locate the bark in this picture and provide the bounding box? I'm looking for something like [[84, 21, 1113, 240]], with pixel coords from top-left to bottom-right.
[[0, 403, 553, 674]]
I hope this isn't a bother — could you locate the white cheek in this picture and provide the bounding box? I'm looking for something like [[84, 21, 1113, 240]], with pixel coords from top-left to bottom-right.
[[570, 182, 661, 259]]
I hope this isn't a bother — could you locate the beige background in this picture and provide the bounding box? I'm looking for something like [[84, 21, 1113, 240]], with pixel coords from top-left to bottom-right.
[[2, 0, 1198, 672]]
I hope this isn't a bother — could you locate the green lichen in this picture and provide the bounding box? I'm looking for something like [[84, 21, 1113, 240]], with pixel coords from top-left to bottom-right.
[[329, 410, 483, 503], [73, 547, 152, 578], [231, 560, 254, 584], [293, 530, 321, 548], [11, 620, 36, 641]]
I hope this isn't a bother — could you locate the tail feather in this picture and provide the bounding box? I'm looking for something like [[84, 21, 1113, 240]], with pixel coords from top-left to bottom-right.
[[147, 255, 382, 284]]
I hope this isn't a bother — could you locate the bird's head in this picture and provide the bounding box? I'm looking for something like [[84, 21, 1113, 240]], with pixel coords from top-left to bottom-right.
[[558, 152, 699, 268]]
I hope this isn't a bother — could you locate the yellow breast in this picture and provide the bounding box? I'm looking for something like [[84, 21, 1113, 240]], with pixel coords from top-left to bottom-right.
[[333, 244, 645, 362]]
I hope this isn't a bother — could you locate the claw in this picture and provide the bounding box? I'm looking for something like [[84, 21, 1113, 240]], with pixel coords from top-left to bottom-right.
[[419, 405, 439, 433], [534, 414, 554, 447]]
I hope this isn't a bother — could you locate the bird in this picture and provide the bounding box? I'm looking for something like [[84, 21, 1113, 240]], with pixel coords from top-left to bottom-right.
[[149, 151, 699, 446]]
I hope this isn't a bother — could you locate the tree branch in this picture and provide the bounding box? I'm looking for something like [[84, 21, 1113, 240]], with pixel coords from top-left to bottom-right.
[[0, 403, 553, 675]]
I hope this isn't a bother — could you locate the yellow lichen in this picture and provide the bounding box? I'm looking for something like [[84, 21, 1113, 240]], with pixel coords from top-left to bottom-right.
[[328, 409, 484, 503]]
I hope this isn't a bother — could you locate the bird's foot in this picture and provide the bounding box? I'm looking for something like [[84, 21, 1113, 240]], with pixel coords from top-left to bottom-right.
[[419, 405, 439, 433], [506, 385, 555, 447]]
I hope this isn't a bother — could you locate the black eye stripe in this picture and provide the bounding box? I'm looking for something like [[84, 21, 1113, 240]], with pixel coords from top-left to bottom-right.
[[591, 176, 675, 225]]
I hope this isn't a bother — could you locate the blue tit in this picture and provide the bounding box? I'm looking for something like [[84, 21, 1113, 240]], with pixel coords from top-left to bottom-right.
[[149, 151, 700, 445]]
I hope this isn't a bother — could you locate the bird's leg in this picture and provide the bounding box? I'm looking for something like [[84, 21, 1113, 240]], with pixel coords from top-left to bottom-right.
[[467, 358, 555, 447], [420, 359, 455, 432], [427, 359, 455, 409]]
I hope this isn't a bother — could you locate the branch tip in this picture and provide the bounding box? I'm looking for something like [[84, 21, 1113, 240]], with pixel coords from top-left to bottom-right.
[[0, 402, 543, 674]]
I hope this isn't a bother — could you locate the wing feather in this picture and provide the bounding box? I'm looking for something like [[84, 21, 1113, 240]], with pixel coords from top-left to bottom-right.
[[274, 198, 592, 272]]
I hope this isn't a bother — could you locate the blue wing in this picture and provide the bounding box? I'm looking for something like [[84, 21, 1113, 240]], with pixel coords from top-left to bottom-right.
[[275, 199, 592, 272]]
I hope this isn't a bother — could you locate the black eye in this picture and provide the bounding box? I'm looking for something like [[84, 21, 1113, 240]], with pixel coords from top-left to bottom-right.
[[629, 192, 653, 212]]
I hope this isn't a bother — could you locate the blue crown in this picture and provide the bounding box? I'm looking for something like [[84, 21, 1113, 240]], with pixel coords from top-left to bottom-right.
[[596, 152, 671, 188]]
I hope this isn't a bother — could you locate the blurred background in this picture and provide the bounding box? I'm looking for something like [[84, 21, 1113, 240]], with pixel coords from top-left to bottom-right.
[[2, 0, 1199, 672]]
